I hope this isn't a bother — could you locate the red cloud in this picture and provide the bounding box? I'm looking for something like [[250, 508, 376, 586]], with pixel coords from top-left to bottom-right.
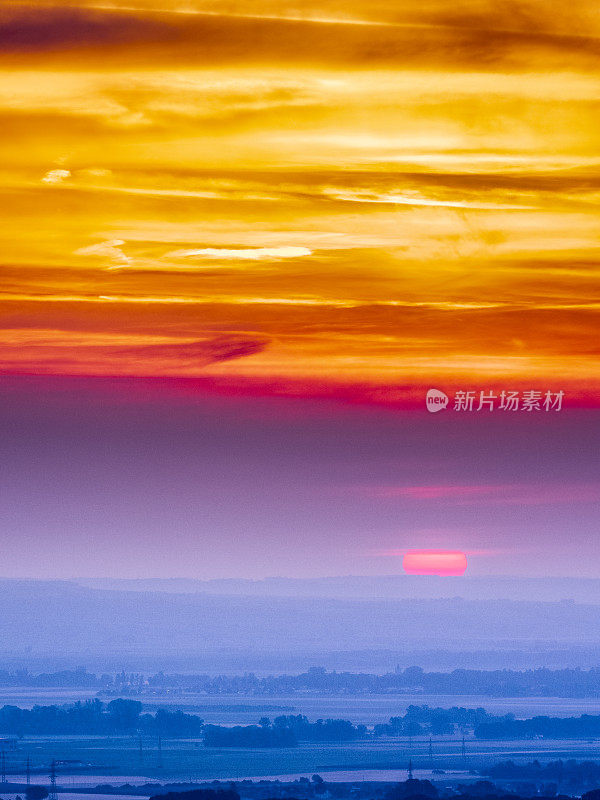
[[357, 483, 600, 505]]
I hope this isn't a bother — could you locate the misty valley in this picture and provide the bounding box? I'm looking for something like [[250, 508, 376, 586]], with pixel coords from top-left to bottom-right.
[[4, 669, 600, 800]]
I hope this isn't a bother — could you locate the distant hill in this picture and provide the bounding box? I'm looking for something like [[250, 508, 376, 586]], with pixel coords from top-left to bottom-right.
[[2, 579, 600, 672], [77, 574, 600, 604]]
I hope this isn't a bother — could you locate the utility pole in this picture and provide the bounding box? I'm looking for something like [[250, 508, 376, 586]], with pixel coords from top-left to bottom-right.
[[139, 734, 143, 763], [157, 734, 163, 769], [408, 759, 413, 780], [461, 734, 467, 768], [49, 759, 58, 800], [26, 755, 31, 785], [1, 750, 6, 784], [429, 736, 433, 768]]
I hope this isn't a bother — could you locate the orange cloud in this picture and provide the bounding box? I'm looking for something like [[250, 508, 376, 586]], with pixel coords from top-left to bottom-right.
[[0, 0, 598, 404]]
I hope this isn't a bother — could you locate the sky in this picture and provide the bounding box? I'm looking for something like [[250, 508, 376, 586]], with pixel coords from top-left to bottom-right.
[[0, 0, 599, 580], [0, 375, 598, 579]]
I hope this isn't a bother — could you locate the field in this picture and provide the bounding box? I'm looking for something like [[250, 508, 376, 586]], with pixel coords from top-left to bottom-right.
[[4, 734, 600, 785], [3, 690, 600, 784]]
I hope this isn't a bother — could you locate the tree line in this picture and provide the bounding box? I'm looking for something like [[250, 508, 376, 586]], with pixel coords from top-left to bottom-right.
[[146, 666, 600, 697], [475, 715, 600, 739], [203, 715, 366, 748], [0, 699, 203, 736], [376, 707, 600, 740], [7, 666, 600, 698], [144, 781, 600, 800], [4, 699, 600, 742], [374, 705, 496, 736]]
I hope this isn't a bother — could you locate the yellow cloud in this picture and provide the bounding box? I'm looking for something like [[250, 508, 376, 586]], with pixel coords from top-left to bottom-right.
[[0, 0, 598, 398]]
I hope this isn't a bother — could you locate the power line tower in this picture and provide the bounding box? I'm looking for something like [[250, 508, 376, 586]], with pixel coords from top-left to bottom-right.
[[49, 759, 58, 800]]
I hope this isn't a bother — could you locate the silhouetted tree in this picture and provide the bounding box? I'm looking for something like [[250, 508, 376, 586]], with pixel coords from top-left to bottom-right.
[[107, 699, 142, 731], [25, 787, 49, 800]]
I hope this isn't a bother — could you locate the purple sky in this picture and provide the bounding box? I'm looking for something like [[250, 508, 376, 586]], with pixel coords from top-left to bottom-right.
[[0, 375, 598, 580]]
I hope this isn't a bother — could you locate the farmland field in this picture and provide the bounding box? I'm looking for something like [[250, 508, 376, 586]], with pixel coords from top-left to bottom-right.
[[3, 689, 600, 784], [5, 734, 600, 784]]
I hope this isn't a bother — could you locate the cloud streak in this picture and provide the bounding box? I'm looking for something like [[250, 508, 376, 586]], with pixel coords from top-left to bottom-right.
[[166, 246, 312, 260], [0, 332, 268, 376], [2, 3, 600, 71], [356, 483, 600, 505]]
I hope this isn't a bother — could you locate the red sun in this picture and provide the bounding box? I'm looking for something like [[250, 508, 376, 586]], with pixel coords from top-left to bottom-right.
[[403, 550, 468, 576]]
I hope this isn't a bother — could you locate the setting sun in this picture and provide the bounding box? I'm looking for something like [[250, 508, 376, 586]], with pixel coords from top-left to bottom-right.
[[403, 550, 468, 576]]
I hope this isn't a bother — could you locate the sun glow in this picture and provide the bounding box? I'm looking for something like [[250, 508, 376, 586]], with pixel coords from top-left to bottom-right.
[[403, 550, 468, 576]]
